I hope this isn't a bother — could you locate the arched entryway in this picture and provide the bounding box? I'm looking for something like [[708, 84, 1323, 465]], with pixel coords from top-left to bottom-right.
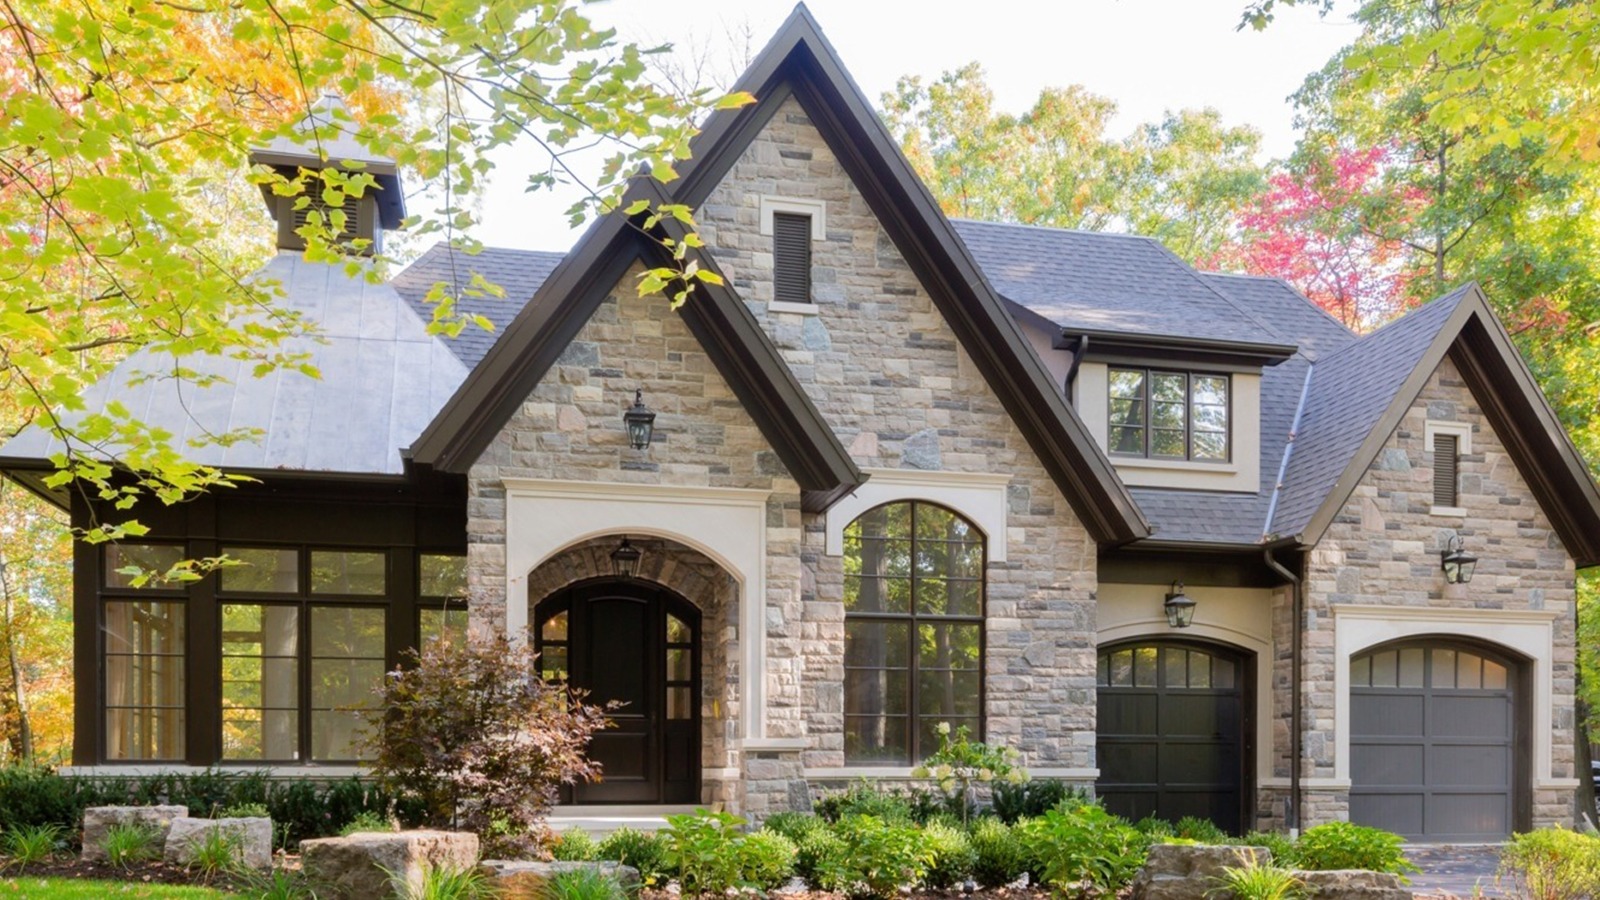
[[1348, 638, 1528, 841], [535, 578, 702, 804], [1095, 638, 1253, 834]]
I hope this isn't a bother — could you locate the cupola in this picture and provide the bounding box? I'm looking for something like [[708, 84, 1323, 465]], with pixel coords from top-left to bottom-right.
[[248, 94, 405, 255]]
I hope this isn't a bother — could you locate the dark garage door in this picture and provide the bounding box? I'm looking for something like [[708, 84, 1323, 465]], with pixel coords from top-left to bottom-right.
[[1350, 643, 1520, 842], [1096, 641, 1249, 834]]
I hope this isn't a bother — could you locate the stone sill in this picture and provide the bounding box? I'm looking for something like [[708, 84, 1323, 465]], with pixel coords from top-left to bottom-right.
[[767, 300, 820, 316], [1429, 505, 1467, 517], [1111, 456, 1238, 475]]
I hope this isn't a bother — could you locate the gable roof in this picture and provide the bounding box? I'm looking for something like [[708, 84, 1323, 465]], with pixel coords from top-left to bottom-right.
[[1198, 273, 1356, 362], [406, 179, 866, 514], [391, 244, 565, 369], [661, 4, 1149, 543], [1266, 284, 1600, 566]]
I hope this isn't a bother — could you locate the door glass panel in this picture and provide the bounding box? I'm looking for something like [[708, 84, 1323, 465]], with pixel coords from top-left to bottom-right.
[[104, 600, 187, 761], [1164, 648, 1187, 688], [1097, 653, 1109, 686], [542, 611, 568, 641], [1370, 650, 1397, 688], [1110, 649, 1133, 686], [1187, 650, 1211, 688], [1134, 647, 1158, 687], [1432, 649, 1457, 688], [1483, 659, 1508, 690], [1398, 648, 1425, 688], [1351, 654, 1371, 687], [540, 646, 568, 681], [1457, 652, 1482, 689], [667, 648, 691, 682], [1212, 656, 1235, 689], [667, 687, 692, 721], [666, 613, 690, 644]]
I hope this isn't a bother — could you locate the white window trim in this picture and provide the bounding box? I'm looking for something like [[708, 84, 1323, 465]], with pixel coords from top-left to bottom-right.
[[1425, 420, 1472, 516], [1331, 604, 1574, 790], [823, 468, 1012, 562], [758, 196, 826, 239]]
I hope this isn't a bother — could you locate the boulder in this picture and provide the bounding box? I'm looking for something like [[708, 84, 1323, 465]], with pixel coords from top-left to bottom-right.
[[1131, 844, 1273, 900], [163, 816, 273, 869], [1293, 868, 1411, 900], [81, 805, 188, 862], [478, 860, 642, 900], [301, 830, 480, 900]]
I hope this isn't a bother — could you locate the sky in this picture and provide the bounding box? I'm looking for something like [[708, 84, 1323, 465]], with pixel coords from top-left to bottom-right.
[[472, 0, 1360, 253]]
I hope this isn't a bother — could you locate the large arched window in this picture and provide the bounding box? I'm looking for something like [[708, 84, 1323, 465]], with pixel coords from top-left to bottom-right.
[[843, 501, 984, 764]]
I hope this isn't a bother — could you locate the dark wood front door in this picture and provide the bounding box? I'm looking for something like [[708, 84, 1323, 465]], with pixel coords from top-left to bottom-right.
[[1095, 640, 1252, 835], [535, 579, 700, 804]]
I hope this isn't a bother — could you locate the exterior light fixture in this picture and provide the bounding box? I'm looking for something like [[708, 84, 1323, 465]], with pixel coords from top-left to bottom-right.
[[1441, 535, 1478, 584], [623, 389, 656, 450], [1163, 581, 1197, 629], [610, 537, 642, 580]]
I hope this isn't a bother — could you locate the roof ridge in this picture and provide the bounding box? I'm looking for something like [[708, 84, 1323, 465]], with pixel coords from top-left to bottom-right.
[[1312, 286, 1470, 367], [1198, 270, 1358, 343], [1145, 240, 1289, 346], [950, 217, 1159, 242]]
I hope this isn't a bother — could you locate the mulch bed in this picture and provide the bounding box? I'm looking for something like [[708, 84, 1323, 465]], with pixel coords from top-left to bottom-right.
[[8, 856, 261, 891], [641, 889, 1054, 900]]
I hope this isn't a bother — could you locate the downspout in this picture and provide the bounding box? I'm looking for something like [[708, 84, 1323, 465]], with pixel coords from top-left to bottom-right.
[[1064, 334, 1089, 394]]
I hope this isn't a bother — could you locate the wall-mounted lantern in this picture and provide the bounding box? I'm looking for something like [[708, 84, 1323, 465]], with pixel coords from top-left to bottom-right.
[[610, 537, 643, 580], [1164, 581, 1197, 629], [1441, 535, 1478, 584], [624, 389, 656, 450]]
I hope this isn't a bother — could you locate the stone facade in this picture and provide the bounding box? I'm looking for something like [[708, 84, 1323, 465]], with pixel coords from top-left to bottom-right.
[[696, 97, 1100, 773]]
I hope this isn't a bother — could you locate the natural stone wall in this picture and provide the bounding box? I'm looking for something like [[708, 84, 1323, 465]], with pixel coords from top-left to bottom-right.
[[696, 96, 1099, 771], [1303, 355, 1578, 828]]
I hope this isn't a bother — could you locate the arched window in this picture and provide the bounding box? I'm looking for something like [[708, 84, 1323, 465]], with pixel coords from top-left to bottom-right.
[[843, 501, 984, 764]]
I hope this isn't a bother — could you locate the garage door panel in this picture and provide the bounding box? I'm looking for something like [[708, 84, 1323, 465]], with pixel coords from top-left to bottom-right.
[[1350, 792, 1424, 836], [1098, 742, 1159, 784], [1162, 695, 1239, 737], [1430, 743, 1510, 786], [1431, 696, 1510, 738], [1098, 694, 1158, 735], [1161, 741, 1232, 784], [1430, 793, 1509, 836], [1351, 694, 1425, 737], [1350, 742, 1424, 785]]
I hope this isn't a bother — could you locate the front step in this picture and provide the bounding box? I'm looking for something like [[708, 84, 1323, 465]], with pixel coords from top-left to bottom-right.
[[547, 804, 702, 836]]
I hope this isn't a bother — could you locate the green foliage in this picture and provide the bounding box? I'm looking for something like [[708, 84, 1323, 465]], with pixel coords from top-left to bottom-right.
[[595, 827, 668, 883], [187, 826, 244, 880], [991, 779, 1091, 825], [814, 814, 934, 899], [0, 879, 234, 898], [218, 802, 269, 819], [363, 634, 610, 858], [101, 822, 160, 869], [911, 723, 1027, 824], [921, 821, 977, 889], [969, 817, 1026, 888], [814, 781, 916, 824], [551, 827, 600, 862], [540, 867, 629, 900], [1013, 803, 1146, 896], [340, 811, 397, 836], [660, 809, 750, 895], [1237, 831, 1300, 868], [1133, 816, 1177, 839], [1294, 821, 1417, 878], [792, 824, 846, 886], [237, 868, 318, 900], [739, 829, 798, 890], [1208, 860, 1305, 900], [390, 861, 494, 900], [1, 822, 62, 871], [1175, 816, 1230, 843], [1499, 827, 1600, 900]]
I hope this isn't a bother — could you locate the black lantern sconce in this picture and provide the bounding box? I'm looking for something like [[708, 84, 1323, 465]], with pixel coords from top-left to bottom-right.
[[623, 389, 656, 450], [1163, 581, 1197, 629], [610, 536, 642, 579], [1441, 535, 1478, 584]]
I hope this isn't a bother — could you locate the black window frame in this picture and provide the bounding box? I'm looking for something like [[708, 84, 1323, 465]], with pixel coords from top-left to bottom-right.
[[842, 500, 986, 765], [1107, 367, 1231, 463], [99, 542, 191, 763], [417, 551, 469, 651]]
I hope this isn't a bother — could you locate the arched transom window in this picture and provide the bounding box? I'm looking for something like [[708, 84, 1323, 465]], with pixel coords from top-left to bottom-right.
[[843, 501, 985, 764]]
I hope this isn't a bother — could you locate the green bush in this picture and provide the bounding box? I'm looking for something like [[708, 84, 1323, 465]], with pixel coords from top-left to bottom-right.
[[815, 814, 934, 899], [813, 781, 916, 824], [1013, 802, 1146, 896], [922, 821, 976, 888], [1175, 816, 1229, 843], [1294, 821, 1417, 878], [763, 812, 826, 843], [793, 825, 845, 886], [218, 802, 269, 819], [596, 827, 668, 883], [390, 860, 495, 900], [661, 809, 750, 895], [187, 826, 244, 880], [1499, 827, 1600, 900], [1133, 816, 1177, 839], [551, 827, 600, 862], [1210, 861, 1305, 900], [541, 867, 630, 900], [990, 779, 1088, 824], [1236, 831, 1300, 868], [969, 817, 1026, 888], [740, 829, 798, 889], [0, 823, 62, 872], [101, 822, 160, 869], [340, 810, 397, 836]]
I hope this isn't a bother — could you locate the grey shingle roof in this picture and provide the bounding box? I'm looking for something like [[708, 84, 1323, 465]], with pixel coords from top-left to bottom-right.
[[0, 253, 467, 476], [1198, 273, 1356, 361], [1267, 288, 1471, 539], [952, 219, 1284, 346], [390, 243, 565, 369]]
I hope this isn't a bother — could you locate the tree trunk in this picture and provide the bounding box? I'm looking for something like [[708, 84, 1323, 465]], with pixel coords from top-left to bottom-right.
[[0, 553, 33, 762]]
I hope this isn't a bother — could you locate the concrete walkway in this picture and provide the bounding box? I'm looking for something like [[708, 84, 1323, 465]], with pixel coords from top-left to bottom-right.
[[1405, 844, 1506, 898]]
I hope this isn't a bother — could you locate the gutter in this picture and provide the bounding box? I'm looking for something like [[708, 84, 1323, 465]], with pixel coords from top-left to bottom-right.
[[1065, 334, 1089, 393]]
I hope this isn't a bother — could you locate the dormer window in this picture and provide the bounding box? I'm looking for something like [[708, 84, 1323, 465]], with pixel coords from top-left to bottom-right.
[[1108, 368, 1230, 462]]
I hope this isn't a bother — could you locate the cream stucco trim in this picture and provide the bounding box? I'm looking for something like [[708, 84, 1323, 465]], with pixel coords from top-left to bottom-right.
[[823, 468, 1013, 561], [758, 196, 826, 239], [767, 300, 821, 316], [61, 765, 365, 778], [1425, 419, 1473, 455], [501, 477, 773, 741], [805, 767, 1099, 780], [1330, 604, 1560, 786]]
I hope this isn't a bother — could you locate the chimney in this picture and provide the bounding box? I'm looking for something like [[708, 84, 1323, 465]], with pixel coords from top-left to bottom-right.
[[247, 94, 405, 255]]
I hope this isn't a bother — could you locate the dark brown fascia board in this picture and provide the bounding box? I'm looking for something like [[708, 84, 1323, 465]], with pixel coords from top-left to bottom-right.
[[0, 458, 68, 510], [1295, 285, 1600, 566], [672, 7, 1149, 543], [1067, 330, 1297, 369]]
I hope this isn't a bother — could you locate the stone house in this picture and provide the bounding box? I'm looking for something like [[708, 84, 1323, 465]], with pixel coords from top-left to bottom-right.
[[4, 7, 1599, 842]]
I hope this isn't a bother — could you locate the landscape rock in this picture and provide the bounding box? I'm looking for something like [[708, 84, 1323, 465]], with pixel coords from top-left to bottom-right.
[[301, 829, 480, 900], [1293, 868, 1411, 900], [163, 815, 273, 869], [479, 859, 642, 899], [1131, 843, 1272, 900], [81, 805, 188, 862]]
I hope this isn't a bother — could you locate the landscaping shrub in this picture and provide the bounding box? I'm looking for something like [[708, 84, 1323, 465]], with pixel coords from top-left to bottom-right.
[[660, 809, 751, 895], [792, 823, 846, 886], [239, 867, 318, 900], [1175, 815, 1229, 843], [1210, 860, 1305, 900], [541, 866, 630, 900], [391, 860, 495, 900], [969, 817, 1026, 888], [218, 802, 269, 819], [596, 826, 668, 883], [101, 822, 161, 869], [815, 814, 934, 899], [340, 810, 397, 836], [921, 821, 977, 888], [740, 829, 798, 889], [911, 723, 1027, 824], [0, 823, 62, 872], [550, 827, 600, 861], [990, 778, 1088, 824], [1236, 831, 1300, 867], [763, 812, 826, 844], [1293, 821, 1417, 877], [188, 827, 244, 880], [1133, 815, 1177, 840], [814, 781, 916, 824], [1013, 802, 1146, 896], [1499, 827, 1600, 900]]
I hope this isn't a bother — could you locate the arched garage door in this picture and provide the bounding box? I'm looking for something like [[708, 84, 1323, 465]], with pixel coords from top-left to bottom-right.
[[1096, 641, 1250, 834], [1350, 642, 1524, 842]]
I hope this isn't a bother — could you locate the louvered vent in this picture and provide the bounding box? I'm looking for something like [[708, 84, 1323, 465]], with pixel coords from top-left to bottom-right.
[[291, 198, 359, 240], [772, 212, 812, 305], [1433, 433, 1459, 507]]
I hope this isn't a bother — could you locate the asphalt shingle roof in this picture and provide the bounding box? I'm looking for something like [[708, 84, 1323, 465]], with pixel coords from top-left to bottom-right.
[[390, 243, 566, 368], [1198, 273, 1356, 362]]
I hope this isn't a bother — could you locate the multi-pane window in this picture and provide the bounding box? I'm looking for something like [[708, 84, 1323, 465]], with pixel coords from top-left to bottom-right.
[[843, 501, 984, 764], [418, 554, 468, 650], [218, 546, 387, 762], [104, 597, 186, 760], [1108, 368, 1229, 462]]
